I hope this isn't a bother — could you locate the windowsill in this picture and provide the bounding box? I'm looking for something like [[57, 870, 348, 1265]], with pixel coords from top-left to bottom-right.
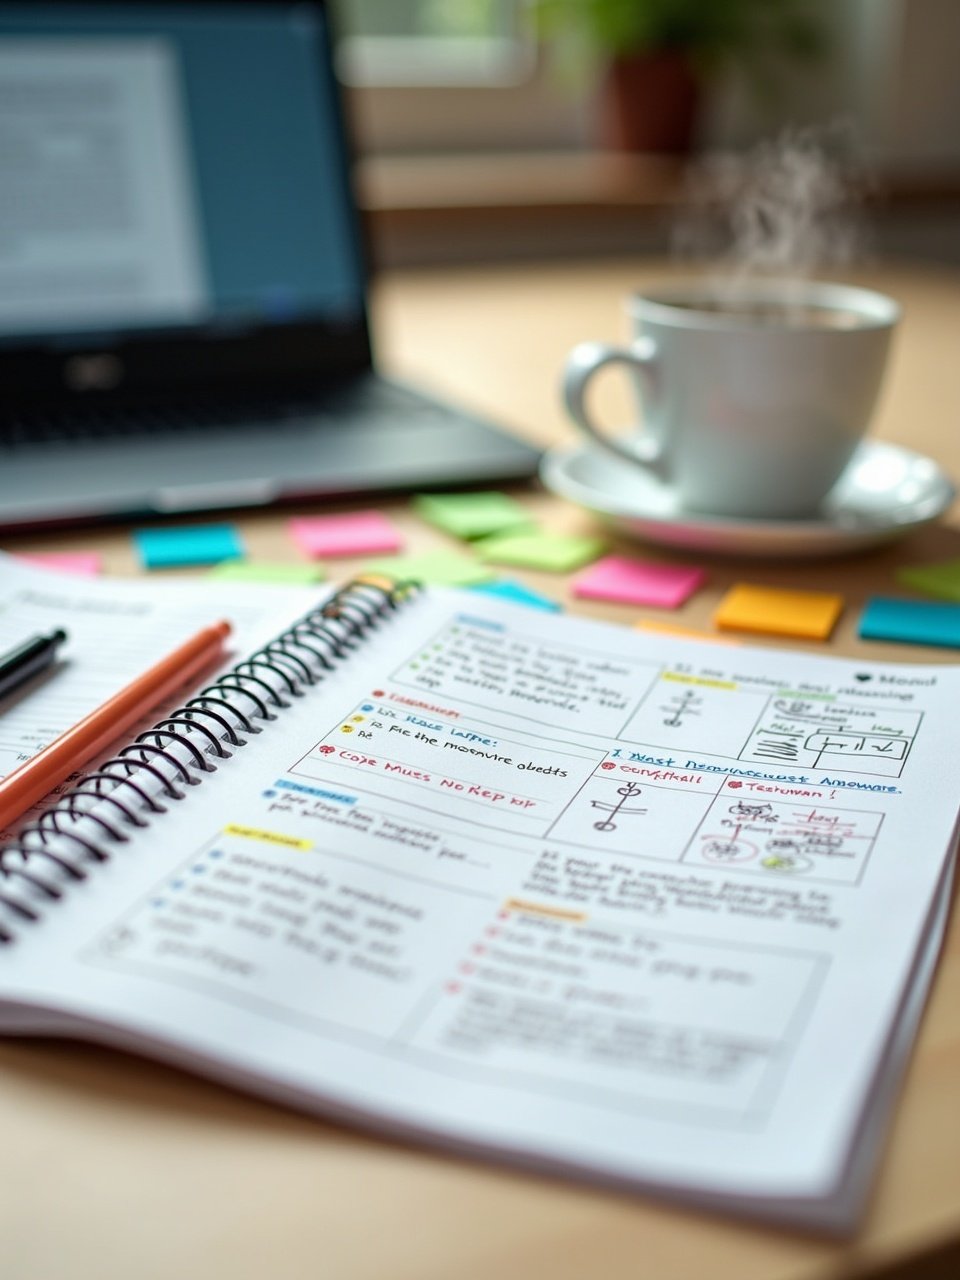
[[356, 150, 688, 210], [356, 150, 960, 269], [355, 151, 687, 266]]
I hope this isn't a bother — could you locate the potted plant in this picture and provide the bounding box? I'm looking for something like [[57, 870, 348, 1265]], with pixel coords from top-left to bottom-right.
[[529, 0, 826, 153]]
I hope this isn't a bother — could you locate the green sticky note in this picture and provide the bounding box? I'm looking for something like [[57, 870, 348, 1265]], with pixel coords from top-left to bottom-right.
[[476, 530, 606, 573], [413, 491, 534, 540], [364, 551, 493, 587], [897, 559, 960, 602], [207, 561, 326, 585]]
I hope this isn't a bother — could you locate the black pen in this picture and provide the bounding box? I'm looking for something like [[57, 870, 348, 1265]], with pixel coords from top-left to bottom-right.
[[0, 629, 69, 701]]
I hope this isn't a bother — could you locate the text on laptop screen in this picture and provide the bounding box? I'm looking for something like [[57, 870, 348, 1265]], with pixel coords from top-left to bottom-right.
[[0, 3, 364, 344]]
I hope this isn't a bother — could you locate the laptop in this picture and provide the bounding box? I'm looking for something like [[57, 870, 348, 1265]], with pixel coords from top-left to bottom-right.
[[0, 0, 540, 531]]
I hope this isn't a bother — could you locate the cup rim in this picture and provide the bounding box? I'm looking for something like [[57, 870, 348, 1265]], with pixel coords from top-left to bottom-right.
[[628, 278, 900, 331]]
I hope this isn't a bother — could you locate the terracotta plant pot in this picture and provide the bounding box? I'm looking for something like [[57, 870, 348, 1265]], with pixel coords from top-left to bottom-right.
[[600, 49, 700, 153]]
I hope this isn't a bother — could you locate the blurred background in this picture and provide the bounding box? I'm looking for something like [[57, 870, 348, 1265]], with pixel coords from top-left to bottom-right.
[[329, 0, 960, 269]]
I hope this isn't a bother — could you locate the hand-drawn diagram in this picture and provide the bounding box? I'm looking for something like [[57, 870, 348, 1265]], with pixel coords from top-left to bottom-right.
[[661, 689, 701, 728], [699, 836, 760, 865], [619, 678, 921, 780], [728, 800, 778, 822], [684, 795, 882, 884], [739, 698, 920, 778], [591, 782, 647, 832], [619, 677, 765, 756], [547, 772, 714, 861]]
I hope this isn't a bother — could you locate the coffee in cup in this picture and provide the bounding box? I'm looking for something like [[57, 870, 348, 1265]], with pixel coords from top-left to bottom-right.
[[562, 280, 899, 520]]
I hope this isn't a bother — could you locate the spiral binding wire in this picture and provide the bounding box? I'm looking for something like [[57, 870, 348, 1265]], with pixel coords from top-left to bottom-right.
[[0, 576, 417, 944]]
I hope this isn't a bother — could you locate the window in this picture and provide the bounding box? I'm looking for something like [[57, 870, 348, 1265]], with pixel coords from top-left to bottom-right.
[[334, 0, 531, 86], [331, 0, 586, 154]]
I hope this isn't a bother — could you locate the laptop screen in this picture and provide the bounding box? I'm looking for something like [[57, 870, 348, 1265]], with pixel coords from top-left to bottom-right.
[[0, 1, 371, 402]]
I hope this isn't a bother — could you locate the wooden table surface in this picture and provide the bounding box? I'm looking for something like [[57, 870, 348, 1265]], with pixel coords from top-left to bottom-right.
[[2, 258, 960, 1280]]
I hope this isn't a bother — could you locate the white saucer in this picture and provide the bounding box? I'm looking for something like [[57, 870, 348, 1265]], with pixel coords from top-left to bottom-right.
[[540, 441, 956, 558]]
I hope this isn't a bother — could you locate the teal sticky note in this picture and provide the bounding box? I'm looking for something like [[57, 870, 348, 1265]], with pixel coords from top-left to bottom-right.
[[363, 551, 493, 588], [469, 578, 562, 612], [859, 596, 960, 648], [135, 524, 244, 570], [477, 530, 606, 573], [414, 491, 534, 540], [896, 560, 960, 602]]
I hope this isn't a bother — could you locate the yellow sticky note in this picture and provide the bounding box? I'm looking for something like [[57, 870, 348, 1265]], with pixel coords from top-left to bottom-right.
[[713, 584, 843, 640]]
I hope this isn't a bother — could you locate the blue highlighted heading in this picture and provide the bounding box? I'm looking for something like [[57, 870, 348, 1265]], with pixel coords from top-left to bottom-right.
[[276, 779, 357, 805]]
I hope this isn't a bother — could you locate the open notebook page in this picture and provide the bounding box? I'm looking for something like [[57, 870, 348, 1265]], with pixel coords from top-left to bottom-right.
[[0, 584, 957, 1231]]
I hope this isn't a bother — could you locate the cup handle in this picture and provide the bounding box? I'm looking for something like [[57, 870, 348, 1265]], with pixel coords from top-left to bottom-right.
[[562, 337, 663, 474]]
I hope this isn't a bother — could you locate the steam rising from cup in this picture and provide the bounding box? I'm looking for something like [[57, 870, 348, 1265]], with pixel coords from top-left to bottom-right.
[[673, 125, 869, 292]]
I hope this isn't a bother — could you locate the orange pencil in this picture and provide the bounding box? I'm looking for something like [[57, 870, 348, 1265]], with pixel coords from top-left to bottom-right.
[[0, 620, 232, 832]]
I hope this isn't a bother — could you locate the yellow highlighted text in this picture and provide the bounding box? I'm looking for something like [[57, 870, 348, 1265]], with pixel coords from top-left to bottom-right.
[[662, 671, 736, 690], [224, 825, 312, 850]]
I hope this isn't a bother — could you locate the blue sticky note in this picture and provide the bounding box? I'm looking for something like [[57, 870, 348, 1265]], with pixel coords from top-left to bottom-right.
[[135, 523, 245, 570], [469, 577, 562, 612], [858, 596, 960, 648]]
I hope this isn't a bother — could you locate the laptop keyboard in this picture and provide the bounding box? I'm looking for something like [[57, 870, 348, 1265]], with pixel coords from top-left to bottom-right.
[[0, 381, 436, 449], [0, 400, 316, 447]]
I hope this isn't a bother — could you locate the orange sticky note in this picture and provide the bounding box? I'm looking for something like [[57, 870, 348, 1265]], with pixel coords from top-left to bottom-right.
[[714, 584, 843, 640]]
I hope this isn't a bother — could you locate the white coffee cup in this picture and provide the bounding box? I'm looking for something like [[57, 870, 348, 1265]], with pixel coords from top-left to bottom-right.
[[562, 279, 900, 520]]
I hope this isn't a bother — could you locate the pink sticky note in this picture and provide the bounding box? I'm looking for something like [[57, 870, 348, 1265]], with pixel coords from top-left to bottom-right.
[[572, 555, 706, 609], [16, 551, 103, 576], [288, 510, 404, 559]]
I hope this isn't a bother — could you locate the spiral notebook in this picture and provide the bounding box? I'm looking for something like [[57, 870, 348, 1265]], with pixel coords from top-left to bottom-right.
[[1, 563, 958, 1233]]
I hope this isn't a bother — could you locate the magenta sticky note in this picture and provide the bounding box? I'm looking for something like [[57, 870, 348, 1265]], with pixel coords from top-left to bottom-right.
[[288, 510, 404, 559], [572, 555, 706, 609], [17, 551, 103, 576]]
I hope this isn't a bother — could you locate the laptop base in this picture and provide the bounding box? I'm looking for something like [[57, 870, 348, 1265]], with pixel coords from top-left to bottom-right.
[[0, 377, 542, 531]]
